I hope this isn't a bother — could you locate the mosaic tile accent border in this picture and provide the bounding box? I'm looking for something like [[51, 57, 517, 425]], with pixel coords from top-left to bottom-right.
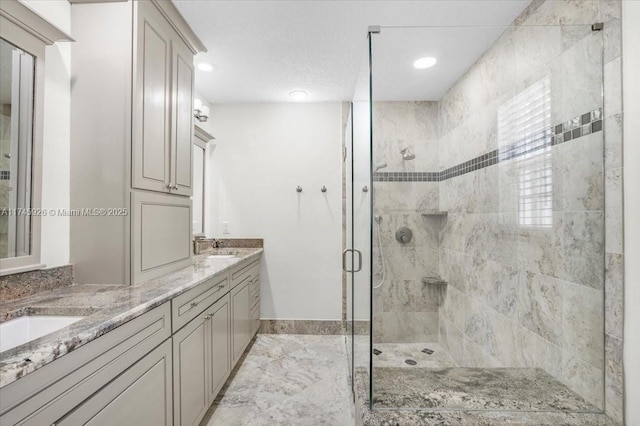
[[373, 108, 602, 183], [374, 171, 440, 182], [0, 171, 10, 180]]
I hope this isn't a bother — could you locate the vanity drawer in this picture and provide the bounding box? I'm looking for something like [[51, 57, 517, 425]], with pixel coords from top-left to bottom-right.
[[230, 259, 260, 290], [250, 303, 260, 335], [249, 275, 259, 297], [171, 273, 229, 333], [250, 281, 260, 309]]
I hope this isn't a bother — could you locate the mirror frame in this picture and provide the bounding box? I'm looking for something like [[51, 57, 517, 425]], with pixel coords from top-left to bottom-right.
[[0, 0, 73, 275]]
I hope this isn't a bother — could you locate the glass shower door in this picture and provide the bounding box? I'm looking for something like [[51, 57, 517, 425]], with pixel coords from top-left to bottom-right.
[[345, 37, 373, 402]]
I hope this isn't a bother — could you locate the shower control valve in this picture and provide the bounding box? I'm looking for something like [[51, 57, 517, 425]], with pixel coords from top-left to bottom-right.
[[395, 226, 413, 244]]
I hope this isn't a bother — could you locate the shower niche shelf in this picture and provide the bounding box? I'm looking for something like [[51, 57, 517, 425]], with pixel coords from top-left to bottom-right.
[[417, 210, 448, 216], [421, 276, 447, 307]]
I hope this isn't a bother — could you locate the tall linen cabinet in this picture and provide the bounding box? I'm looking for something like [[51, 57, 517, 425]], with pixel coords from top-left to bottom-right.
[[70, 0, 206, 284]]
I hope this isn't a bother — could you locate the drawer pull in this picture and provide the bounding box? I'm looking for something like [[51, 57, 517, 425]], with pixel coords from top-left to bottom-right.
[[190, 301, 198, 308], [217, 284, 225, 290], [204, 314, 211, 320]]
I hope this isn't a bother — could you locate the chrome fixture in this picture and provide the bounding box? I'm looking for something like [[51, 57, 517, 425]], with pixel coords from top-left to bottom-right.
[[321, 186, 327, 193], [296, 186, 303, 193], [374, 163, 388, 173], [395, 226, 413, 243], [401, 148, 415, 160], [342, 248, 363, 272]]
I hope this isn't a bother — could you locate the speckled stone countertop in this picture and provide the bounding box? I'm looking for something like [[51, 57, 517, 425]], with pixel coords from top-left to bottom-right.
[[0, 248, 262, 388]]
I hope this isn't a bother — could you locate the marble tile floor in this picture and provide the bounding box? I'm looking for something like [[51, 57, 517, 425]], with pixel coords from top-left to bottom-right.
[[201, 334, 356, 426]]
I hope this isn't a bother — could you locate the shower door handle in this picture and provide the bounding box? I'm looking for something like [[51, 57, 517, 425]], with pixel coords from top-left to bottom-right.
[[342, 249, 363, 273]]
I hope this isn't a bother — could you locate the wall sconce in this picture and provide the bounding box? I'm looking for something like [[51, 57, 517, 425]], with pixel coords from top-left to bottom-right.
[[194, 98, 209, 122]]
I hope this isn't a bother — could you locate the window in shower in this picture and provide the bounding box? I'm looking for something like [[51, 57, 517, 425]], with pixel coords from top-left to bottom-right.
[[498, 77, 553, 228]]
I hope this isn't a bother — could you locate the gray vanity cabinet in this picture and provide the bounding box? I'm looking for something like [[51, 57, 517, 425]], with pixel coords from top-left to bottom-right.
[[131, 191, 193, 284], [173, 293, 231, 426], [230, 259, 261, 365], [132, 0, 194, 197], [69, 0, 205, 284], [55, 340, 173, 426], [231, 281, 251, 365], [0, 303, 172, 426], [206, 296, 231, 402], [172, 310, 209, 426]]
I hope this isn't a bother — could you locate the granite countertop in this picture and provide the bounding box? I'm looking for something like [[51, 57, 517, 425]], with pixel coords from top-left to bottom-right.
[[0, 248, 263, 388]]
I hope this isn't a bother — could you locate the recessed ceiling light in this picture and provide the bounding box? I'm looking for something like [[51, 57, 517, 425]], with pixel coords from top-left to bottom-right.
[[197, 62, 215, 72], [288, 90, 308, 100], [413, 57, 437, 69]]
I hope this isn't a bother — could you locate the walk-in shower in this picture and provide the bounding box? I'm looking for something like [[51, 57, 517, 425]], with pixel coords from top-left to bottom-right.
[[345, 4, 608, 422]]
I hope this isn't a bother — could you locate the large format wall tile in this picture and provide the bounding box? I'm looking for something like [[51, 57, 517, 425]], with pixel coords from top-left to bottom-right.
[[604, 333, 623, 422], [562, 211, 605, 289], [561, 33, 603, 121], [517, 213, 565, 279], [561, 350, 604, 409], [605, 167, 623, 253], [561, 134, 604, 211], [604, 252, 623, 339], [521, 326, 563, 378], [562, 282, 604, 368], [517, 271, 564, 346]]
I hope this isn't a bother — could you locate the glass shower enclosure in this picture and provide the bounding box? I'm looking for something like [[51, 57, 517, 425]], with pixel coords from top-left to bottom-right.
[[346, 21, 606, 417]]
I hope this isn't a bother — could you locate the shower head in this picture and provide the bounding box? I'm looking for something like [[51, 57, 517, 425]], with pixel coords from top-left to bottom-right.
[[374, 163, 388, 173], [401, 148, 415, 160]]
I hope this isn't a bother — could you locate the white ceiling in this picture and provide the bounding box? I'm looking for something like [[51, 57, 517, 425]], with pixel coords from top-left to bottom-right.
[[172, 0, 531, 103]]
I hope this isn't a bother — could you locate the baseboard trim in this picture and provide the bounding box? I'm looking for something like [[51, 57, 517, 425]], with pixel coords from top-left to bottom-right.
[[259, 319, 344, 335]]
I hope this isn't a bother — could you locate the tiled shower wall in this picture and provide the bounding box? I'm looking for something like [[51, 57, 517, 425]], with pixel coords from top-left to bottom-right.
[[438, 20, 605, 413], [365, 1, 624, 420], [372, 102, 442, 343], [439, 1, 623, 417]]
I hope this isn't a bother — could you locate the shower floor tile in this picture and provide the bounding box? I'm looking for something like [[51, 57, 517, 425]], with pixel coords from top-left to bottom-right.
[[372, 366, 599, 412], [370, 343, 458, 369]]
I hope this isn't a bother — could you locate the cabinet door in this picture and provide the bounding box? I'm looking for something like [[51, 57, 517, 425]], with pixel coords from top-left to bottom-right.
[[131, 190, 192, 284], [132, 0, 172, 193], [55, 339, 173, 426], [231, 282, 251, 364], [170, 36, 194, 197], [207, 295, 231, 401], [173, 313, 208, 426]]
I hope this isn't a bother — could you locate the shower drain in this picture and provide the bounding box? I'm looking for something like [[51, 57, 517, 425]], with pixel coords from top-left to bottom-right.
[[405, 359, 417, 366]]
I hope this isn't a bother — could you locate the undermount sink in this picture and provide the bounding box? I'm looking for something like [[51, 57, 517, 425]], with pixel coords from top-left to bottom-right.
[[206, 249, 243, 259], [0, 315, 85, 353]]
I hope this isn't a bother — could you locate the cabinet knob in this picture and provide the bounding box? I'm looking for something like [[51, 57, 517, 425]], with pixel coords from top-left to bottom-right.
[[166, 182, 173, 189], [204, 314, 211, 320], [172, 184, 178, 190]]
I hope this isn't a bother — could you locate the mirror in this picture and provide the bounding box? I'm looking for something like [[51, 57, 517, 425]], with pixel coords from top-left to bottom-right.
[[0, 37, 35, 259]]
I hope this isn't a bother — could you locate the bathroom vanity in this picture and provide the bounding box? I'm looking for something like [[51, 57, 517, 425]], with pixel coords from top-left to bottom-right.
[[0, 250, 262, 426]]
